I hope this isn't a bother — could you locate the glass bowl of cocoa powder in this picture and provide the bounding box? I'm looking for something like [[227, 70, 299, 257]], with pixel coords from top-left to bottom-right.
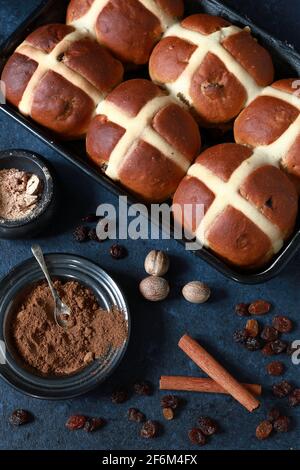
[[0, 254, 130, 399]]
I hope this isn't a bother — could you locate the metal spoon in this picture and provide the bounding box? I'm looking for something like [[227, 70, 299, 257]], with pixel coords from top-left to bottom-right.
[[31, 245, 71, 328]]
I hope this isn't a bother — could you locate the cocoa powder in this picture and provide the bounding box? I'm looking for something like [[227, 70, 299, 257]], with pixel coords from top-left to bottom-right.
[[12, 280, 128, 376]]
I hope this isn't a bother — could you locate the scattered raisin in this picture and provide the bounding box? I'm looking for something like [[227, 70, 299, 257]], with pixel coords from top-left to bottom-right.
[[261, 326, 278, 342], [246, 319, 259, 338], [267, 408, 281, 423], [88, 228, 100, 242], [110, 244, 128, 259], [9, 410, 33, 427], [266, 361, 284, 376], [272, 380, 293, 398], [160, 395, 180, 410], [256, 420, 273, 440], [128, 408, 145, 423], [162, 408, 174, 421], [81, 214, 99, 223], [134, 381, 152, 396], [188, 428, 206, 446], [140, 420, 159, 439], [111, 389, 128, 404], [261, 342, 274, 356], [245, 337, 262, 351], [84, 418, 105, 432], [289, 389, 300, 407], [197, 417, 218, 436], [66, 415, 87, 430], [235, 303, 250, 317], [272, 316, 293, 333], [270, 340, 287, 354], [233, 329, 248, 344], [73, 226, 89, 243], [274, 416, 291, 433], [248, 300, 271, 315]]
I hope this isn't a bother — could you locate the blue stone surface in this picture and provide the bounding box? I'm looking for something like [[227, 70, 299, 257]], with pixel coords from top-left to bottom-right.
[[0, 0, 299, 451]]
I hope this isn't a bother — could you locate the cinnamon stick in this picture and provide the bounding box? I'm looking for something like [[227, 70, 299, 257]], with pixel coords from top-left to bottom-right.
[[178, 334, 260, 412], [160, 376, 262, 396]]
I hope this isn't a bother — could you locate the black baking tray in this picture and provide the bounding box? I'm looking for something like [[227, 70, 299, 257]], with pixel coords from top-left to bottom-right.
[[1, 0, 300, 284]]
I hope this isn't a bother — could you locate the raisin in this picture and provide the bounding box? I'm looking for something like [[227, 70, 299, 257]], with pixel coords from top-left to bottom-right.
[[66, 415, 87, 430], [246, 319, 259, 338], [248, 300, 271, 315], [84, 418, 105, 432], [160, 395, 180, 410], [245, 337, 262, 351], [9, 410, 33, 426], [140, 420, 159, 439], [272, 380, 293, 398], [111, 389, 128, 404], [162, 408, 174, 421], [233, 329, 248, 344], [261, 326, 278, 342], [81, 214, 99, 223], [267, 408, 281, 423], [188, 428, 206, 446], [289, 389, 300, 407], [128, 408, 145, 423], [274, 416, 291, 433], [266, 361, 284, 376], [235, 303, 250, 317], [256, 420, 273, 440], [88, 228, 100, 242], [261, 343, 274, 356], [110, 244, 128, 260], [73, 226, 89, 243], [270, 340, 287, 354], [272, 316, 293, 333], [134, 381, 152, 396], [197, 417, 218, 436]]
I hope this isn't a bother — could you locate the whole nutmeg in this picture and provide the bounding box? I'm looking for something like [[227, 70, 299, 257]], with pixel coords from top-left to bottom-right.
[[144, 250, 170, 277], [139, 276, 170, 302], [182, 281, 211, 304]]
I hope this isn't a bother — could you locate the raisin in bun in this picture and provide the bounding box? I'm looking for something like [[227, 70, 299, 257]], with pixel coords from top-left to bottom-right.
[[86, 79, 201, 202], [1, 24, 124, 139], [173, 143, 298, 269], [149, 13, 274, 127]]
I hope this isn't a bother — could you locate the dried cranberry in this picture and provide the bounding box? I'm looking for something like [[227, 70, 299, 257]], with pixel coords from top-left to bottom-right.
[[111, 389, 128, 404], [267, 408, 281, 423], [245, 337, 262, 351], [134, 381, 152, 396], [188, 428, 206, 446], [233, 329, 248, 344], [261, 326, 278, 342], [84, 418, 105, 432], [289, 389, 300, 407], [248, 300, 271, 315], [140, 420, 159, 439], [88, 228, 100, 242], [66, 415, 87, 430], [128, 408, 145, 423], [261, 342, 274, 356], [270, 340, 287, 354], [235, 303, 250, 317], [73, 226, 89, 243], [256, 420, 273, 440], [9, 410, 33, 426], [160, 395, 180, 410], [245, 319, 259, 338], [110, 244, 127, 260], [272, 380, 293, 398], [197, 417, 218, 436], [274, 416, 291, 433], [266, 361, 284, 376], [272, 316, 293, 333], [162, 408, 174, 421]]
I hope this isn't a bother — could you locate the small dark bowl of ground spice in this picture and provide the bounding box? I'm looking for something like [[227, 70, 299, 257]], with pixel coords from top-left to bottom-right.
[[0, 254, 130, 399], [0, 149, 56, 239]]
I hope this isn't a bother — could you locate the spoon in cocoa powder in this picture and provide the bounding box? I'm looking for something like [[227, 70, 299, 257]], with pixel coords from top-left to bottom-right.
[[31, 245, 71, 328]]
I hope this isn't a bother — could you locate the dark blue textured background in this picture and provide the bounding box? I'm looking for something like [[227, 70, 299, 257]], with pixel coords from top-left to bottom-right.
[[0, 0, 300, 451]]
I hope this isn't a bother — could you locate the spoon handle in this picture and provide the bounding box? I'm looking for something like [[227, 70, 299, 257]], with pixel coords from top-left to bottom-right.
[[31, 245, 58, 302]]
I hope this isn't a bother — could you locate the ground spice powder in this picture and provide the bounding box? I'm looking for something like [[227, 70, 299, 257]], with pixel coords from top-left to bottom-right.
[[12, 280, 128, 376]]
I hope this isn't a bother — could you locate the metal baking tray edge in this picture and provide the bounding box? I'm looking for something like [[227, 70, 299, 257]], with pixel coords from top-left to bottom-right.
[[1, 0, 300, 284]]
